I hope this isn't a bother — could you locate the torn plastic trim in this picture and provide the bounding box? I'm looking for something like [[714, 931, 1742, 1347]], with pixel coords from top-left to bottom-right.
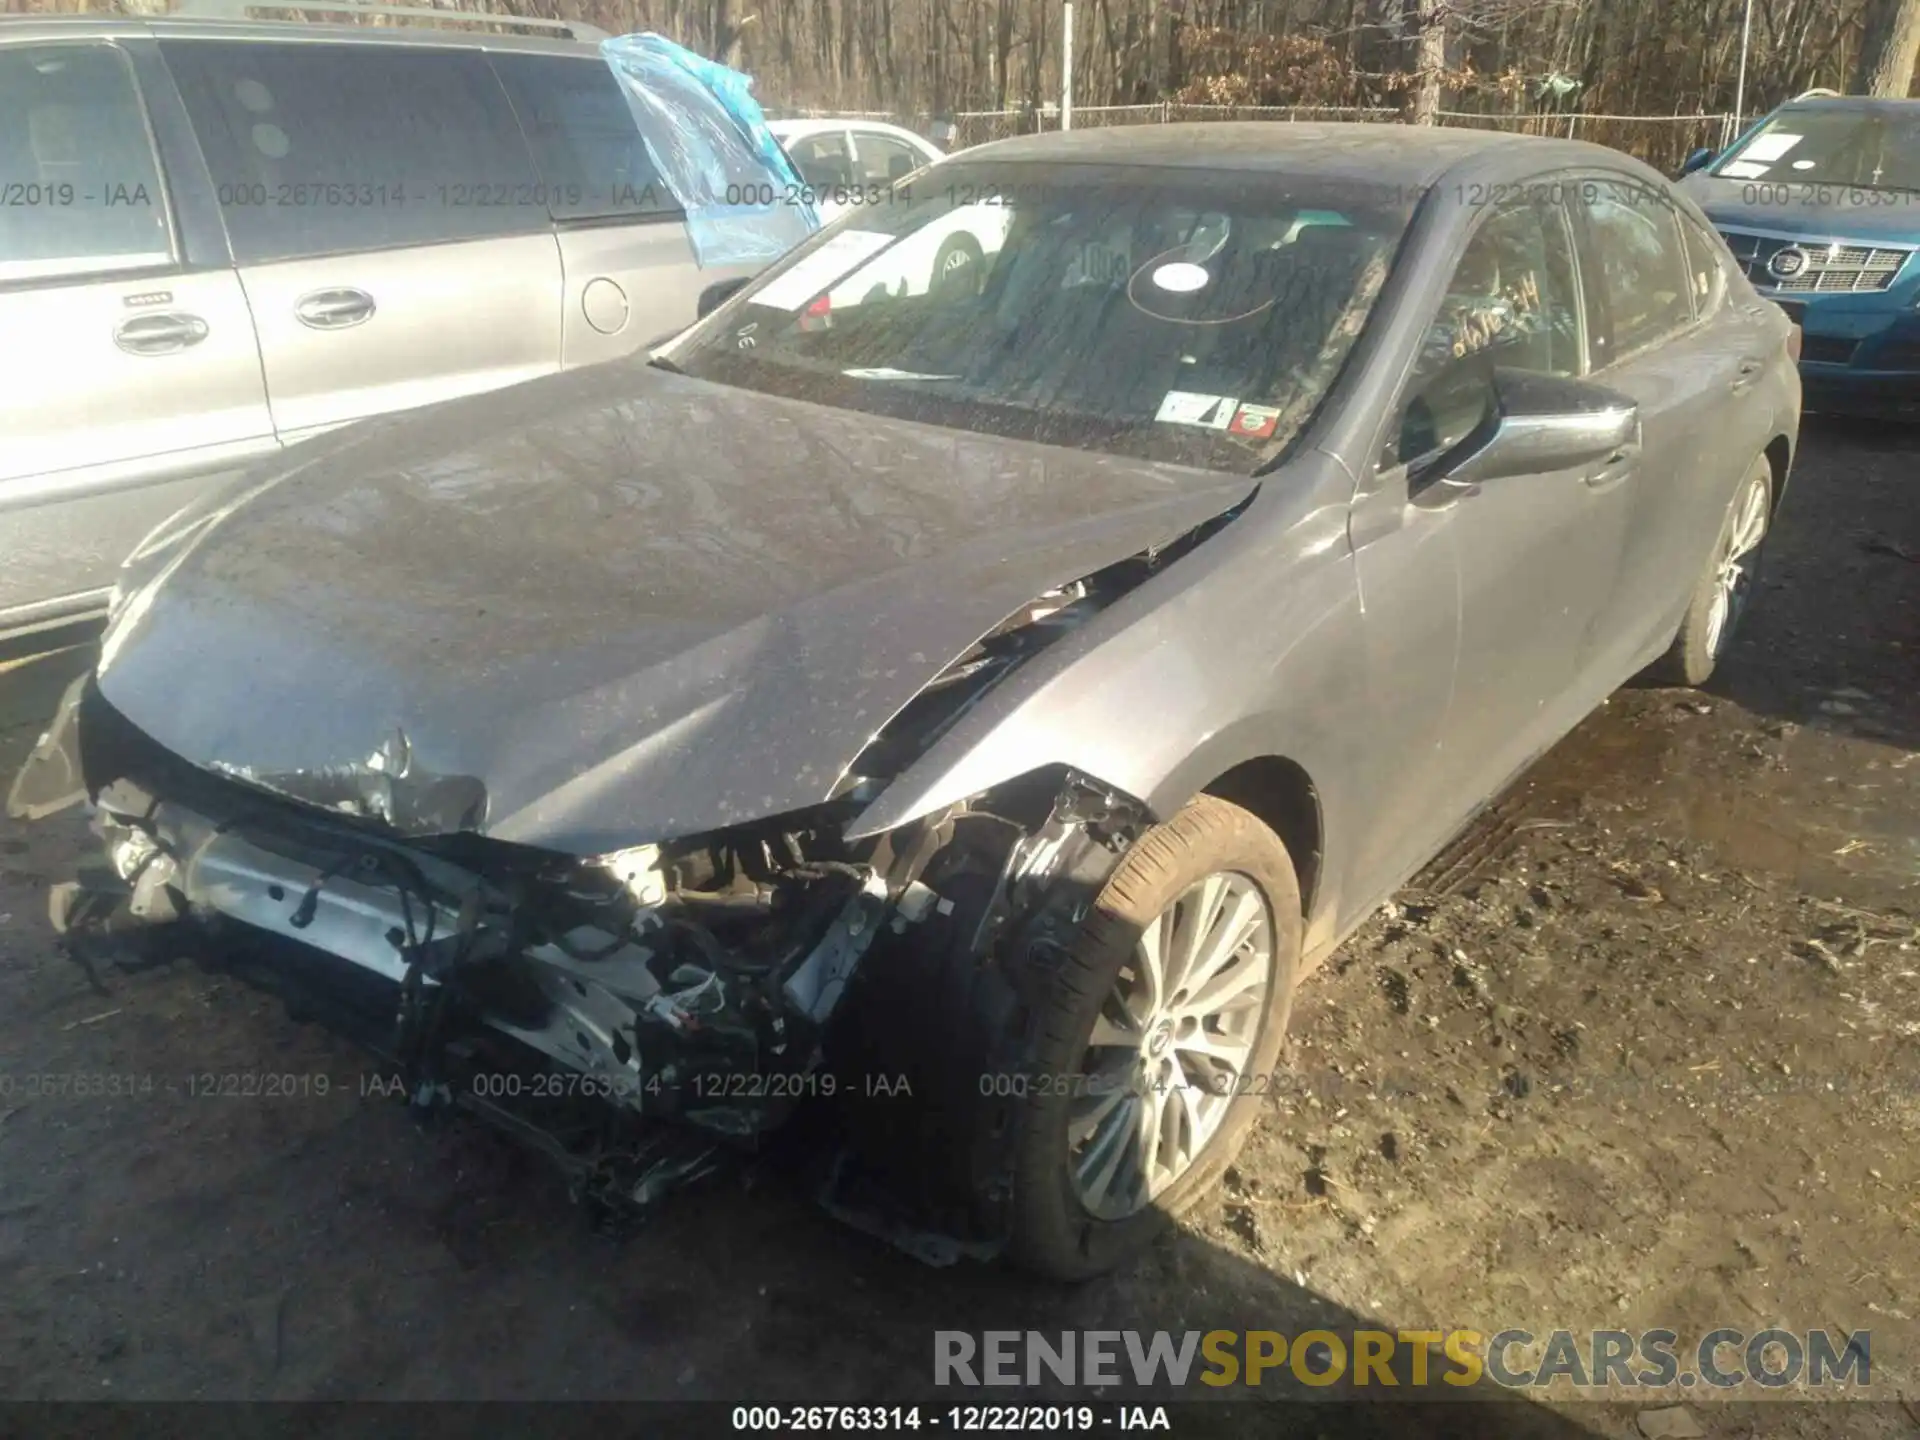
[[814, 765, 1155, 1259], [960, 766, 1152, 961], [205, 724, 492, 836], [5, 672, 87, 822], [953, 770, 1155, 1247], [26, 677, 491, 841]]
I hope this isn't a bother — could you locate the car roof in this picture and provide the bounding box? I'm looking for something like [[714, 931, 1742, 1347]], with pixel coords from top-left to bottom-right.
[[0, 13, 603, 56], [768, 117, 861, 136], [1766, 96, 1920, 117], [956, 121, 1638, 187], [770, 117, 935, 145]]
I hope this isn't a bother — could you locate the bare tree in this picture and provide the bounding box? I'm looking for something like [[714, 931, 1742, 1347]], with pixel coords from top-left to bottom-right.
[[1406, 0, 1448, 123], [1853, 0, 1920, 95], [6, 0, 1901, 165]]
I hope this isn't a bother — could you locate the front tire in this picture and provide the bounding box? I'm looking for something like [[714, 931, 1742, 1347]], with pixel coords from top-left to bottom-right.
[[1649, 456, 1773, 688], [1005, 795, 1302, 1279]]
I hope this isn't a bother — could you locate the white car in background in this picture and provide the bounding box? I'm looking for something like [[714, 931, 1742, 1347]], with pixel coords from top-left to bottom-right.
[[768, 117, 1013, 302], [768, 117, 943, 219]]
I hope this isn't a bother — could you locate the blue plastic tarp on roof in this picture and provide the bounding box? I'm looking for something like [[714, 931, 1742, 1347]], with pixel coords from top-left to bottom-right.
[[601, 33, 819, 268]]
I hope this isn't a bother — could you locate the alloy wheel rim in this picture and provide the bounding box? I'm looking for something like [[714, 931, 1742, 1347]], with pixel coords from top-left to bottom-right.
[[933, 248, 974, 297], [1068, 872, 1275, 1220], [1705, 475, 1770, 659]]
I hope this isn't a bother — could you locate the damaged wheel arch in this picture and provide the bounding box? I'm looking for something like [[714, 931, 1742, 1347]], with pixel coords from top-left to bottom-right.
[[826, 774, 1307, 1274]]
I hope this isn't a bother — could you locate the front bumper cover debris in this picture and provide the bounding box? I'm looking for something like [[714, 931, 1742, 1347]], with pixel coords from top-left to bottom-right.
[[14, 680, 1152, 1254]]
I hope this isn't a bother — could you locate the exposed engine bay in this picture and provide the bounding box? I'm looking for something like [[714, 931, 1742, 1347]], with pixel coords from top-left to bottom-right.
[[13, 627, 1175, 1252]]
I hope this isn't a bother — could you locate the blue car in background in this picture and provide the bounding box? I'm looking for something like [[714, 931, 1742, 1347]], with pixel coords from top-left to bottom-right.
[[1680, 92, 1920, 418]]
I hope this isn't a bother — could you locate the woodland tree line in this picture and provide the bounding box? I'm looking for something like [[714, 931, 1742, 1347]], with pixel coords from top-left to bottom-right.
[[514, 0, 1919, 122], [17, 0, 1920, 165]]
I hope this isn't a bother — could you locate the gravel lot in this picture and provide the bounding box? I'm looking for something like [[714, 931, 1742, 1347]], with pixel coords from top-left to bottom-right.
[[0, 415, 1914, 1436]]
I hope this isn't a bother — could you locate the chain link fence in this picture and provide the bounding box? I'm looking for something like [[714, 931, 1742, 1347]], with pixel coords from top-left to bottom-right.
[[950, 102, 1402, 148], [1431, 108, 1736, 173]]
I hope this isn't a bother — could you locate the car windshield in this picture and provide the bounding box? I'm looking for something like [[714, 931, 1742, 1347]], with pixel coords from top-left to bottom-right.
[[1712, 106, 1920, 192], [663, 163, 1417, 472]]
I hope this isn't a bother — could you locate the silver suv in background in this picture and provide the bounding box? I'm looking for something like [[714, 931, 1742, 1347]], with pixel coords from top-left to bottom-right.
[[0, 6, 780, 643]]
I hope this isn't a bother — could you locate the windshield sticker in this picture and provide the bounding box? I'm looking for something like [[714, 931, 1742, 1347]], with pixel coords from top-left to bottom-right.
[[1155, 391, 1238, 429], [1719, 160, 1770, 180], [1150, 261, 1212, 293], [1227, 403, 1281, 440], [750, 230, 897, 311], [1067, 241, 1133, 287], [1744, 132, 1802, 162]]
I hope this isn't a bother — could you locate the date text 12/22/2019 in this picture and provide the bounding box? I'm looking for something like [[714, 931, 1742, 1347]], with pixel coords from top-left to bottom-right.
[[731, 1405, 1171, 1431]]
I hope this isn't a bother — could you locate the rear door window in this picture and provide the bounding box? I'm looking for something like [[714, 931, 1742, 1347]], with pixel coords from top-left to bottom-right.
[[161, 40, 547, 264], [852, 132, 925, 185], [1579, 177, 1696, 364], [788, 132, 855, 191], [0, 42, 172, 284], [491, 52, 677, 221]]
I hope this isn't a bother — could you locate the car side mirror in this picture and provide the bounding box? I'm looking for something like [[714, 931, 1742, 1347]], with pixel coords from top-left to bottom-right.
[[1680, 147, 1715, 176], [1418, 370, 1641, 503], [697, 277, 751, 319]]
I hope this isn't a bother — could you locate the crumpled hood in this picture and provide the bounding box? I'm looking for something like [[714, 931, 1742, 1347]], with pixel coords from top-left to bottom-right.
[[1680, 173, 1920, 245], [96, 362, 1251, 854]]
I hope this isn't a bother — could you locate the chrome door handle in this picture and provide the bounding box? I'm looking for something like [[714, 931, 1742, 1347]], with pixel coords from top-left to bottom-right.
[[295, 288, 376, 330], [113, 312, 209, 355], [1584, 442, 1641, 491]]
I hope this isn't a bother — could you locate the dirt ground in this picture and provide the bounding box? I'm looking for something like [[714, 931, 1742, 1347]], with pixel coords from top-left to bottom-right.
[[0, 415, 1914, 1435]]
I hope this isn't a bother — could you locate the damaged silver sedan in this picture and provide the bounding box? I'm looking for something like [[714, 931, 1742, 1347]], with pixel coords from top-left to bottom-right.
[[9, 124, 1800, 1278]]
